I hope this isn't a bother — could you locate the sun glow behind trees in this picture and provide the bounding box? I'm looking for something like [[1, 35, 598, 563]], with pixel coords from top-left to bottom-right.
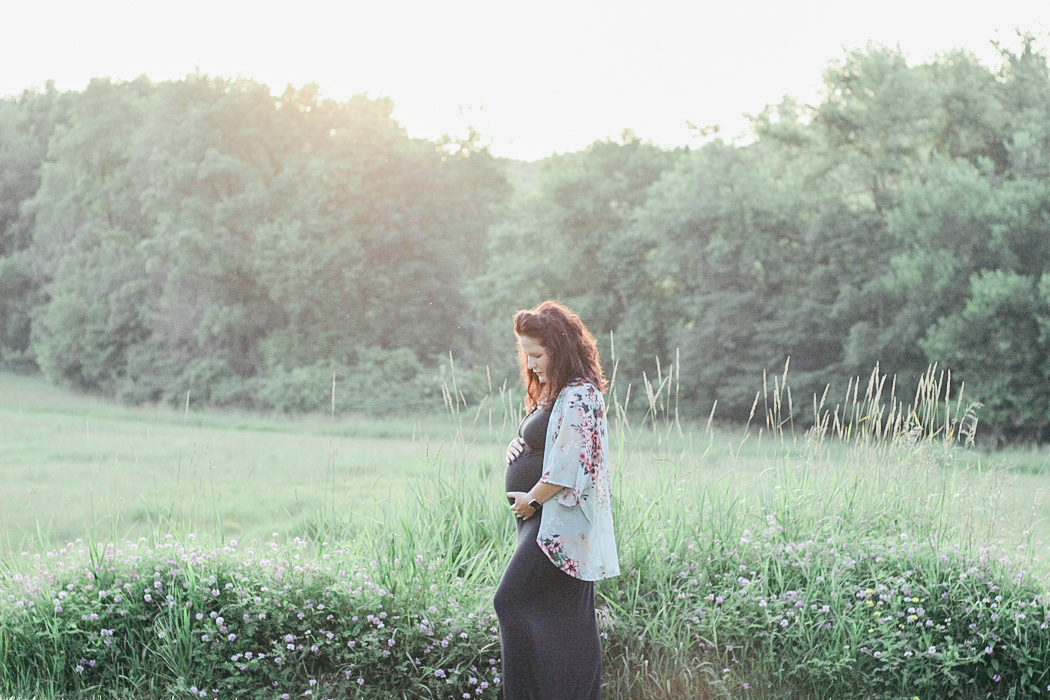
[[1, 0, 1047, 161]]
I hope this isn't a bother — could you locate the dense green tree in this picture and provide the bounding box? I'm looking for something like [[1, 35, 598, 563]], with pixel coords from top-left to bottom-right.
[[997, 32, 1050, 180], [842, 156, 999, 386], [927, 51, 1009, 169], [634, 132, 851, 416], [121, 76, 293, 401], [255, 98, 508, 371], [25, 77, 153, 389], [472, 132, 679, 383], [922, 270, 1049, 441], [816, 40, 1050, 395], [0, 84, 64, 365], [815, 45, 936, 214]]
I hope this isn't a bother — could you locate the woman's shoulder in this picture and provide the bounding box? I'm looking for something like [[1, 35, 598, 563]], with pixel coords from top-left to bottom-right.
[[558, 379, 605, 406]]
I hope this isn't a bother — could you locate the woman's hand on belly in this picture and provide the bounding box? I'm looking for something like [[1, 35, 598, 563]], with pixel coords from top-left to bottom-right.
[[506, 437, 526, 464]]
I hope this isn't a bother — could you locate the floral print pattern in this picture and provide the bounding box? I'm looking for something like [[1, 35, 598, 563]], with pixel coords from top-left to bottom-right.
[[537, 381, 620, 581]]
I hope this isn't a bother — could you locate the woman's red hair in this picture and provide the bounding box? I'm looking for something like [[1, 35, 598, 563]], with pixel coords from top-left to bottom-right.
[[513, 300, 607, 410]]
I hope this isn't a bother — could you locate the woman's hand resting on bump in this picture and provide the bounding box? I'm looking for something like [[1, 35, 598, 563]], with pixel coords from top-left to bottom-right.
[[506, 491, 538, 520], [505, 437, 526, 464]]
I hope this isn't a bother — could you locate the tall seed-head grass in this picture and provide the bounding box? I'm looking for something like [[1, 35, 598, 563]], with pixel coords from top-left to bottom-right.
[[755, 362, 1016, 556]]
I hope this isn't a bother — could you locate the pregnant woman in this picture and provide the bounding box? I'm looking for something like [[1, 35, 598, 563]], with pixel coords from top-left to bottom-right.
[[494, 300, 620, 700]]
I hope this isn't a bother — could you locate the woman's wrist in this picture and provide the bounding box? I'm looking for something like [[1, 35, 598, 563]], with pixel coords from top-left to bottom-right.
[[528, 481, 562, 506]]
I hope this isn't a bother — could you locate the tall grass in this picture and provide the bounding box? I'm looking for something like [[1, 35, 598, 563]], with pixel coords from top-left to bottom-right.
[[1, 365, 1049, 698], [599, 363, 1050, 697]]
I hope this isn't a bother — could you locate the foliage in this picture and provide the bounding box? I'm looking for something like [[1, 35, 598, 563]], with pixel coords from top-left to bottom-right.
[[923, 271, 1050, 441], [3, 35, 1050, 437], [254, 349, 441, 415], [0, 535, 504, 699], [0, 75, 508, 411], [469, 131, 680, 378]]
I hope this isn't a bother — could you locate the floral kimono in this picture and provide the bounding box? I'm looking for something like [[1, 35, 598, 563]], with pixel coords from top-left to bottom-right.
[[537, 380, 620, 581]]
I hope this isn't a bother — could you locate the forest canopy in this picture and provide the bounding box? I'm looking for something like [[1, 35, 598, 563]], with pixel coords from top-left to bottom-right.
[[2, 35, 1050, 441]]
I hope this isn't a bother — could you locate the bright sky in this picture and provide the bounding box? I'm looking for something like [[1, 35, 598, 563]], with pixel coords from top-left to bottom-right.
[[2, 0, 1047, 161]]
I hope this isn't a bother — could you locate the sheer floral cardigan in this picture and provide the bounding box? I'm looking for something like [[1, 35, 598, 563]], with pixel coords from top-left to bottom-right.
[[536, 380, 620, 581]]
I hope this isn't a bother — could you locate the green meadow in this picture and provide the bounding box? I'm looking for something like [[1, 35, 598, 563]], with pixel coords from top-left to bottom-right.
[[3, 368, 1050, 698], [0, 371, 503, 551]]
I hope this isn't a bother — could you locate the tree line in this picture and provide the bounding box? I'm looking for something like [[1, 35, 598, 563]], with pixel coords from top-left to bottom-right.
[[2, 35, 1049, 440]]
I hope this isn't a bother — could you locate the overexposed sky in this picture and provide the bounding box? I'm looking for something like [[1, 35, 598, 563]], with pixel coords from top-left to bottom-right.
[[2, 0, 1047, 160]]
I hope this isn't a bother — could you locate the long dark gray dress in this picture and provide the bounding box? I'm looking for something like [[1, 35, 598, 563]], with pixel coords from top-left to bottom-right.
[[493, 406, 602, 700]]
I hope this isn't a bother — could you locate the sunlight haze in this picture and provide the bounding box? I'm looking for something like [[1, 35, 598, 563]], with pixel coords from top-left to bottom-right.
[[2, 0, 1048, 160]]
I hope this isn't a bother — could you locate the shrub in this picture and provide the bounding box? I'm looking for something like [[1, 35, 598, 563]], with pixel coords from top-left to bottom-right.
[[1, 535, 503, 699]]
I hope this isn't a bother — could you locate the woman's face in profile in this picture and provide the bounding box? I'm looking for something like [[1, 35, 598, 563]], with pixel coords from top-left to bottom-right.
[[517, 334, 551, 384]]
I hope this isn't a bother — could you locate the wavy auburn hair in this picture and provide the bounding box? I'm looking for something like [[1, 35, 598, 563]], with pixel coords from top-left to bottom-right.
[[513, 300, 607, 410]]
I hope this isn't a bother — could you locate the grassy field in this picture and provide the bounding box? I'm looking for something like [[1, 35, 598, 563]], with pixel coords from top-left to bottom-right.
[[3, 369, 1048, 555], [0, 371, 513, 551], [3, 368, 1050, 698]]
